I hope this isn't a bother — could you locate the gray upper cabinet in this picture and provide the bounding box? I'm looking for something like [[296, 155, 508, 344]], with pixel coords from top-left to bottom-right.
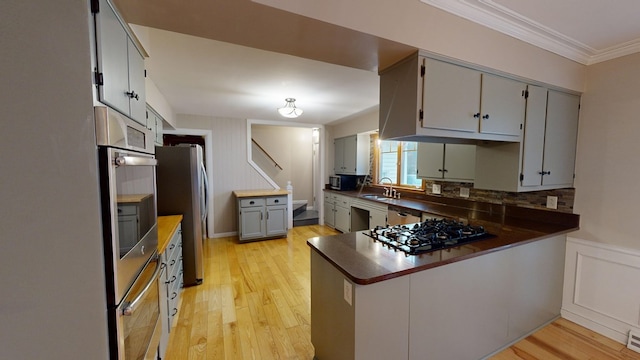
[[334, 134, 370, 175], [93, 0, 146, 125], [416, 143, 476, 182], [423, 59, 525, 138], [146, 105, 164, 146], [539, 90, 580, 187], [379, 53, 526, 142], [474, 86, 580, 192]]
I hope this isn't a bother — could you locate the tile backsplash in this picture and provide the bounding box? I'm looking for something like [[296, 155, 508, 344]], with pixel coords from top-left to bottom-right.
[[422, 180, 575, 213]]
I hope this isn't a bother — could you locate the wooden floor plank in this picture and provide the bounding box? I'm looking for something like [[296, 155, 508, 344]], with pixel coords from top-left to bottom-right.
[[163, 225, 640, 360]]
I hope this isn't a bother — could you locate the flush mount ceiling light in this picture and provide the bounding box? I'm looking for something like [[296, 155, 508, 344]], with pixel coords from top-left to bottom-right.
[[277, 98, 303, 118]]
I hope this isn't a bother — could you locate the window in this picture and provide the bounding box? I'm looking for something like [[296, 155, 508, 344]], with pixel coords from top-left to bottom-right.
[[374, 135, 422, 189]]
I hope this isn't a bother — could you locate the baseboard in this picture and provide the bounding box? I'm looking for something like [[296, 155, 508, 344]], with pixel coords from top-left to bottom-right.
[[210, 231, 237, 239], [562, 237, 640, 345]]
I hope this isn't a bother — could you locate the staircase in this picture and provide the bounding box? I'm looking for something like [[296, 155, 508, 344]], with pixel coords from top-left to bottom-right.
[[293, 200, 318, 227]]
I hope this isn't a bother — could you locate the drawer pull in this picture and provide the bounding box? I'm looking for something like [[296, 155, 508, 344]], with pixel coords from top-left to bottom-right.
[[171, 308, 178, 316], [171, 292, 178, 300]]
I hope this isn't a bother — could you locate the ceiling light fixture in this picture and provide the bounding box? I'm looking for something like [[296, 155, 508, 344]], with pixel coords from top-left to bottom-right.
[[277, 98, 303, 118]]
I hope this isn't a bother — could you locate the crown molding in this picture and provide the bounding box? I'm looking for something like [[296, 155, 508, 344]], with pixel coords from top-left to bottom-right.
[[421, 0, 640, 65]]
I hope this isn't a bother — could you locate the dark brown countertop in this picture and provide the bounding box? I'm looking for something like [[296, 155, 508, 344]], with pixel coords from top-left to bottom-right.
[[309, 189, 579, 285]]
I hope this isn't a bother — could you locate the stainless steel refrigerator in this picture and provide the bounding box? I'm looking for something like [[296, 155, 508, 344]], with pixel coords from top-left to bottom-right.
[[155, 144, 208, 286]]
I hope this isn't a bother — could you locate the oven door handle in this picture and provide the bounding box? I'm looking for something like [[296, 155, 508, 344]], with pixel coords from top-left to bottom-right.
[[122, 256, 161, 316], [115, 155, 158, 167]]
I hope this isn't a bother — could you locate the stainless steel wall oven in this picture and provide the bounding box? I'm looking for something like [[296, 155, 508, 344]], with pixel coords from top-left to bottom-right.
[[95, 106, 161, 359]]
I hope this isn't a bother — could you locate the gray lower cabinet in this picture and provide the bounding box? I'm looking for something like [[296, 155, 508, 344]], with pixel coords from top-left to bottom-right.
[[116, 204, 139, 253], [323, 194, 335, 228], [238, 196, 287, 242], [323, 192, 351, 233], [311, 235, 565, 360], [158, 224, 183, 359]]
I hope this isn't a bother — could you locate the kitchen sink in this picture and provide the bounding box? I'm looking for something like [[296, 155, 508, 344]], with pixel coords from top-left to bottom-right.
[[361, 194, 384, 200], [361, 194, 397, 203]]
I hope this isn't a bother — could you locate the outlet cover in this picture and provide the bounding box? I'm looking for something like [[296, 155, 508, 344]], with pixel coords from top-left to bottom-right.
[[432, 184, 441, 195], [460, 187, 470, 198], [546, 196, 558, 209], [343, 279, 352, 306]]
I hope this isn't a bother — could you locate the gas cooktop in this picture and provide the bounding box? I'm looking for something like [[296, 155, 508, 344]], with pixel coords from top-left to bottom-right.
[[364, 218, 492, 255]]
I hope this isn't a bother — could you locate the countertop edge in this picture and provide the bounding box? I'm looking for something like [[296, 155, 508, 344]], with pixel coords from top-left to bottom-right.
[[158, 215, 183, 254], [307, 226, 579, 286]]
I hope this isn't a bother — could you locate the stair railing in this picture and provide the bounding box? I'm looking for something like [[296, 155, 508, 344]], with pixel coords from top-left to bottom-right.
[[251, 138, 283, 170]]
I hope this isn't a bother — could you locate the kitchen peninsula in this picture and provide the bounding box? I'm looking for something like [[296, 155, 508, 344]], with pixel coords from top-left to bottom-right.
[[308, 193, 579, 360]]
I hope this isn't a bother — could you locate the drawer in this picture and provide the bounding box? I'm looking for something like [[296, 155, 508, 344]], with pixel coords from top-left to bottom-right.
[[117, 204, 137, 216], [240, 198, 265, 207], [266, 196, 287, 206]]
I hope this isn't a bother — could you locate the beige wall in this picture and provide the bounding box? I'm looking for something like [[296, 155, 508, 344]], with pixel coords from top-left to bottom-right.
[[177, 114, 274, 235], [572, 52, 640, 250], [254, 0, 585, 92], [252, 125, 314, 205], [1, 1, 109, 358]]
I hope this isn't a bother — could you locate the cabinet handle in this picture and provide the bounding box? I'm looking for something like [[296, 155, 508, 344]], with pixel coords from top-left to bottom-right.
[[438, 169, 444, 172], [125, 90, 139, 100], [473, 112, 480, 118], [171, 308, 178, 316], [482, 114, 490, 120], [171, 292, 178, 300], [538, 171, 551, 175]]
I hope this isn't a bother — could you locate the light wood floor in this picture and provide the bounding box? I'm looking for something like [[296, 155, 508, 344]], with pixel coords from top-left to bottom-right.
[[165, 225, 640, 360]]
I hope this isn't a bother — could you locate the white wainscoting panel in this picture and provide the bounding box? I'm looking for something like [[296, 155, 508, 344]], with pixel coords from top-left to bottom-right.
[[562, 237, 640, 344]]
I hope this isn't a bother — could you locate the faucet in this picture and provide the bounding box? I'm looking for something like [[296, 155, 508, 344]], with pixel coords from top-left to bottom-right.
[[379, 177, 394, 197]]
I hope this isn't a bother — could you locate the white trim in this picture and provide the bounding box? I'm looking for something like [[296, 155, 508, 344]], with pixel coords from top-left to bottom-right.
[[211, 231, 237, 239], [163, 128, 215, 237], [246, 119, 326, 227], [420, 0, 640, 65], [562, 237, 640, 344]]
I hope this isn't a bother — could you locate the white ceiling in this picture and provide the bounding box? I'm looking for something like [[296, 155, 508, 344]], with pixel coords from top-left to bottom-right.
[[135, 26, 381, 125], [115, 0, 640, 125]]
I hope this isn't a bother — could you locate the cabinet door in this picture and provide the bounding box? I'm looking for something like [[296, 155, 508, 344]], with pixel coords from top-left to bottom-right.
[[341, 135, 358, 175], [480, 74, 526, 137], [118, 213, 138, 253], [443, 144, 476, 181], [542, 91, 580, 186], [334, 205, 350, 233], [370, 209, 388, 228], [416, 143, 445, 178], [324, 201, 335, 227], [422, 58, 481, 133], [127, 39, 146, 123], [521, 85, 548, 187], [334, 137, 345, 174], [240, 207, 264, 240], [146, 107, 157, 137], [266, 205, 287, 236], [95, 0, 130, 117], [155, 115, 164, 145]]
